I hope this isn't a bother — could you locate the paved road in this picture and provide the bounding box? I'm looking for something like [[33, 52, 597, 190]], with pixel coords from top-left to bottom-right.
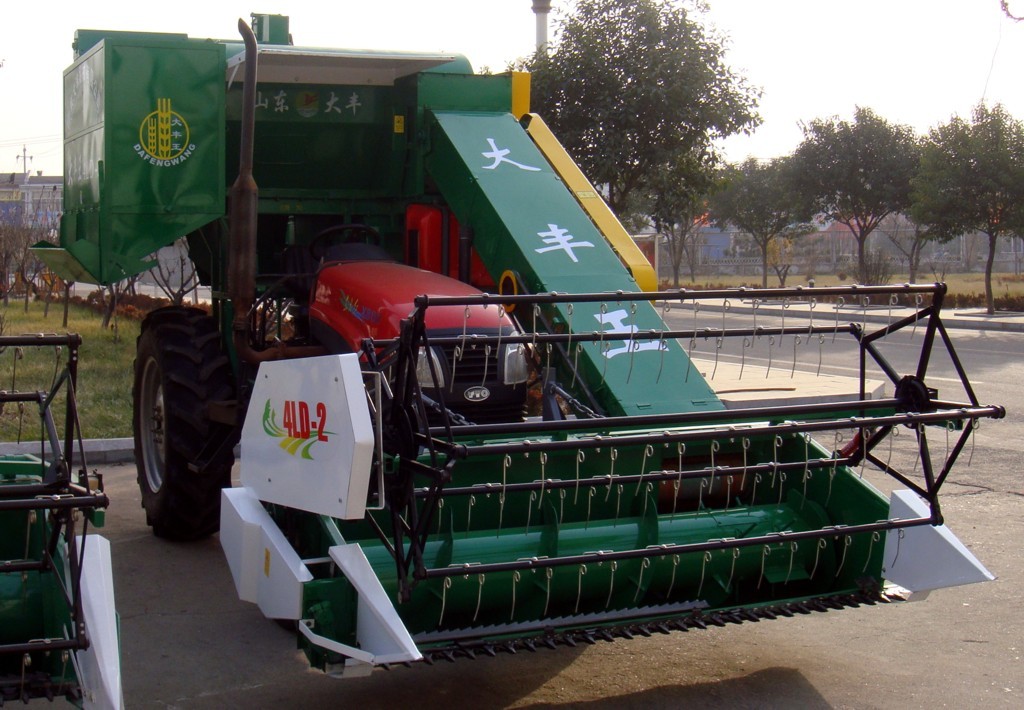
[[94, 318, 1022, 708]]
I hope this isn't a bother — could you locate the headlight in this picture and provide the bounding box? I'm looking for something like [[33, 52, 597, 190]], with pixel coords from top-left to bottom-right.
[[415, 347, 445, 388], [502, 343, 530, 385]]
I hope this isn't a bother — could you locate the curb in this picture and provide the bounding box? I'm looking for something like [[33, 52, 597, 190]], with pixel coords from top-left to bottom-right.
[[0, 438, 135, 465]]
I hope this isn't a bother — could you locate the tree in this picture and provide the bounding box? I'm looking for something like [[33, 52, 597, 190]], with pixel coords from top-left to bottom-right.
[[708, 157, 816, 287], [913, 103, 1024, 313], [791, 107, 920, 283], [647, 152, 716, 286], [521, 0, 760, 221], [876, 213, 933, 283]]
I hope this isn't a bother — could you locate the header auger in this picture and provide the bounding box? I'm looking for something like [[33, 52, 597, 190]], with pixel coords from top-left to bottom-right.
[[38, 12, 1001, 681]]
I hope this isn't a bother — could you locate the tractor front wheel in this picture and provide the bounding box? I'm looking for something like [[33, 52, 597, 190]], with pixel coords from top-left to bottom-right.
[[133, 307, 235, 540]]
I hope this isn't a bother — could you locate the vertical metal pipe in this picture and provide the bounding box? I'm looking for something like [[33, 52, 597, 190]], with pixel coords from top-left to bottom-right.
[[532, 0, 552, 52], [228, 19, 260, 358]]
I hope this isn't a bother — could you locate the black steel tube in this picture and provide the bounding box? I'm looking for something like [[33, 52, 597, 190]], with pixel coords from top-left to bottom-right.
[[0, 391, 45, 404], [414, 283, 946, 309], [380, 323, 852, 350], [0, 494, 109, 513], [0, 638, 84, 656], [454, 405, 1004, 458], [432, 396, 904, 438], [416, 454, 857, 498], [0, 334, 82, 348]]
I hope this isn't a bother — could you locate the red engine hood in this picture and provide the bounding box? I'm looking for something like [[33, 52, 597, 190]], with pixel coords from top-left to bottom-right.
[[310, 261, 514, 349]]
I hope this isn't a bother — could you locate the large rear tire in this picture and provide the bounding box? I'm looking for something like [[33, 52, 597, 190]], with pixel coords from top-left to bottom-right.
[[133, 307, 235, 540]]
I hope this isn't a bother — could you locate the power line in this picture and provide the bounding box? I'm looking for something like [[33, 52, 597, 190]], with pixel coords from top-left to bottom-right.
[[0, 135, 60, 148]]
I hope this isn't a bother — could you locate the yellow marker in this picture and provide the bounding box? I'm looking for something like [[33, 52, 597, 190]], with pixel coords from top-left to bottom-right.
[[393, 115, 406, 134], [264, 548, 271, 577], [511, 71, 531, 120], [522, 114, 657, 292]]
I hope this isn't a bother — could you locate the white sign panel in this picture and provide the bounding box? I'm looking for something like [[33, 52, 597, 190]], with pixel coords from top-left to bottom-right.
[[240, 354, 374, 519]]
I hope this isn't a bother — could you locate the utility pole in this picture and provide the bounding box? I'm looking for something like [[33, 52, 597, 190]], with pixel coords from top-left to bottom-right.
[[16, 146, 32, 186]]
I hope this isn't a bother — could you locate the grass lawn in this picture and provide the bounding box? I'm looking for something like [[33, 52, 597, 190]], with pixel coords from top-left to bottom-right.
[[1, 300, 139, 442]]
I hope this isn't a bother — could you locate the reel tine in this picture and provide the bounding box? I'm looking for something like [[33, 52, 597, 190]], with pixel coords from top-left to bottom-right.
[[667, 554, 681, 599], [641, 481, 654, 518], [781, 297, 790, 346], [810, 538, 828, 580], [727, 548, 740, 592], [785, 541, 799, 584], [740, 437, 750, 490], [685, 336, 697, 383], [801, 433, 813, 508], [574, 450, 585, 504], [473, 573, 486, 623], [633, 558, 651, 603], [832, 296, 845, 343], [911, 294, 923, 339], [538, 452, 548, 508], [510, 570, 522, 621], [710, 440, 720, 493], [565, 302, 574, 361], [757, 545, 771, 589], [626, 302, 638, 384], [450, 345, 462, 392], [613, 484, 624, 525], [571, 342, 583, 389], [835, 535, 853, 578], [605, 561, 618, 609], [696, 551, 712, 598], [968, 418, 979, 466], [862, 531, 881, 573], [481, 344, 491, 386], [438, 577, 452, 628], [543, 567, 554, 616], [636, 444, 654, 495], [575, 564, 588, 614]]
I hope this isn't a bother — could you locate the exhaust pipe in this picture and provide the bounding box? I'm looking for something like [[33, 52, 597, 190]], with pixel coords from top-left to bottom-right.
[[229, 18, 322, 363]]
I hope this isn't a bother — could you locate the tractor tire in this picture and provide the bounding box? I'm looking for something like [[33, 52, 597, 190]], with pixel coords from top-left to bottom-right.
[[133, 307, 235, 541]]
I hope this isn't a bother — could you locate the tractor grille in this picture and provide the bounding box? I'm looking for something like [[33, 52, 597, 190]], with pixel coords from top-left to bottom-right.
[[446, 343, 498, 383], [436, 343, 526, 425]]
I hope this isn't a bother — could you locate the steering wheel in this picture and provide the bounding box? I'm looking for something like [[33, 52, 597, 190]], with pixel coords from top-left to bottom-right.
[[309, 223, 381, 261]]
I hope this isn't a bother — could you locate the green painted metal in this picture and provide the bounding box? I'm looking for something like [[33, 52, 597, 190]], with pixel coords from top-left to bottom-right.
[[0, 460, 79, 693], [39, 34, 226, 284], [424, 110, 722, 416], [297, 433, 891, 657]]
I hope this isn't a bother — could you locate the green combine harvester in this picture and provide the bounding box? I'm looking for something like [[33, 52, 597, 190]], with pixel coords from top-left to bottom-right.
[[0, 335, 121, 705], [34, 13, 1001, 680]]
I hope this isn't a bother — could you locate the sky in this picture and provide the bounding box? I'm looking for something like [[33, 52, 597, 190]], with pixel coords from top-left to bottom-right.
[[2, 0, 1023, 178]]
